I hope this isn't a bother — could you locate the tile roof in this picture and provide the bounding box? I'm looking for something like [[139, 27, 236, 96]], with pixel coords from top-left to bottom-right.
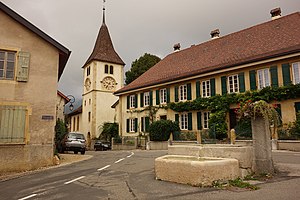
[[84, 9, 125, 66], [115, 12, 300, 95], [0, 2, 71, 80]]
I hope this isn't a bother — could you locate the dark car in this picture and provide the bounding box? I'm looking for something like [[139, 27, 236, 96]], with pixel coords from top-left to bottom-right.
[[61, 132, 86, 154], [94, 141, 111, 151]]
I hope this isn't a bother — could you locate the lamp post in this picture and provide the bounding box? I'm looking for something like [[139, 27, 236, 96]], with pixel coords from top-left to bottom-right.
[[66, 95, 75, 111]]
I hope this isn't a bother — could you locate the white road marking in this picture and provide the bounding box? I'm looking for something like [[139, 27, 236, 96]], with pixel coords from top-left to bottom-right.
[[127, 152, 134, 158], [18, 194, 37, 200], [115, 158, 125, 163], [64, 176, 85, 185], [97, 165, 111, 171]]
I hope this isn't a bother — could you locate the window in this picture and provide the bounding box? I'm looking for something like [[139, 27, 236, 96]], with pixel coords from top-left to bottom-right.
[[86, 66, 90, 76], [130, 95, 135, 108], [110, 65, 113, 74], [144, 92, 150, 106], [202, 80, 211, 97], [105, 65, 109, 74], [179, 84, 187, 101], [89, 99, 91, 105], [180, 113, 188, 130], [292, 62, 300, 84], [77, 116, 80, 131], [228, 75, 239, 93], [88, 112, 91, 122], [0, 50, 16, 80], [129, 118, 136, 132], [160, 115, 167, 120], [0, 105, 27, 143], [257, 68, 270, 89], [160, 88, 167, 104], [203, 111, 210, 129]]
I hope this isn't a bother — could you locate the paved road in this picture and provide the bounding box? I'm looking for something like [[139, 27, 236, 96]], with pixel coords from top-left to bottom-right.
[[0, 150, 299, 200]]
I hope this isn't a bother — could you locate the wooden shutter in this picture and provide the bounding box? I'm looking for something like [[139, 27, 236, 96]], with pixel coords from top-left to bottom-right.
[[188, 112, 193, 130], [187, 83, 192, 100], [282, 63, 291, 86], [141, 117, 144, 132], [238, 72, 245, 93], [167, 88, 170, 103], [149, 91, 153, 106], [295, 102, 300, 113], [135, 94, 138, 108], [210, 78, 216, 96], [17, 52, 30, 82], [126, 119, 129, 132], [175, 114, 179, 124], [221, 76, 227, 95], [196, 81, 200, 98], [270, 66, 278, 87], [156, 90, 160, 105], [134, 118, 138, 132], [127, 96, 130, 109], [175, 86, 179, 102], [249, 70, 257, 90], [140, 93, 144, 108], [145, 117, 150, 132], [197, 112, 202, 130]]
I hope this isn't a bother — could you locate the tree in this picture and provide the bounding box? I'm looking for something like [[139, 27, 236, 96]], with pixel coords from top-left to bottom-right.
[[125, 53, 161, 85], [149, 120, 180, 141], [55, 119, 68, 153], [98, 122, 119, 142]]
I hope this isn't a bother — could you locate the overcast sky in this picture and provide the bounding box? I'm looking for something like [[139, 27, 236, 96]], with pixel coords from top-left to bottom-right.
[[2, 0, 300, 104]]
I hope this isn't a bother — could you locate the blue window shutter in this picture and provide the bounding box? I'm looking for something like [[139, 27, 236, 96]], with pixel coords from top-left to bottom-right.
[[210, 78, 216, 96], [127, 96, 130, 109], [188, 112, 193, 130], [175, 86, 179, 102], [187, 83, 192, 100], [197, 112, 202, 130], [221, 76, 227, 95], [249, 70, 257, 90], [238, 72, 245, 93], [282, 63, 291, 86], [270, 66, 278, 88], [167, 88, 170, 103], [149, 91, 153, 106], [140, 93, 144, 108], [196, 81, 200, 98], [156, 90, 160, 105]]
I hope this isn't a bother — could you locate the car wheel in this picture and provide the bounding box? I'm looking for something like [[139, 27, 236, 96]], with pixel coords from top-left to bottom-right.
[[81, 151, 85, 155], [74, 151, 78, 154]]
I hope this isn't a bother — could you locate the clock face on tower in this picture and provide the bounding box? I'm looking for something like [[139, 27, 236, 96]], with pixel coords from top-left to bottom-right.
[[85, 78, 91, 91], [102, 77, 116, 90]]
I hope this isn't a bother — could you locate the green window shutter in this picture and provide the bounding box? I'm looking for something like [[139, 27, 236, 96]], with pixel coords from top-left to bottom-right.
[[210, 78, 216, 96], [196, 81, 201, 98], [167, 88, 170, 103], [175, 114, 179, 124], [127, 96, 130, 109], [270, 66, 279, 88], [135, 94, 138, 108], [175, 86, 179, 102], [134, 118, 138, 132], [249, 70, 257, 90], [221, 76, 227, 95], [126, 119, 129, 133], [187, 83, 192, 100], [145, 117, 150, 132], [141, 117, 144, 132], [295, 102, 300, 113], [282, 63, 291, 86], [17, 52, 30, 82], [156, 90, 160, 105], [238, 72, 245, 93], [149, 91, 153, 106], [140, 93, 144, 108], [197, 112, 202, 130], [188, 112, 193, 130]]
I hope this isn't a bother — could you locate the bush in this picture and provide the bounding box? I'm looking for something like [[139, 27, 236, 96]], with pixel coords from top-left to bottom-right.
[[278, 112, 300, 140], [235, 118, 252, 139], [55, 119, 68, 153], [99, 122, 119, 142], [149, 120, 180, 141]]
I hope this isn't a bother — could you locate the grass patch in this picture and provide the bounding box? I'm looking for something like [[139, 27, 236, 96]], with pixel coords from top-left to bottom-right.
[[212, 177, 259, 190]]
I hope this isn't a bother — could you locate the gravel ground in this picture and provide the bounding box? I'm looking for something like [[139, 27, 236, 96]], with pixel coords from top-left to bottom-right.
[[0, 153, 92, 182]]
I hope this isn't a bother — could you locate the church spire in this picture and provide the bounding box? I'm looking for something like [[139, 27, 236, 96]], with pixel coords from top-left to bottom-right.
[[83, 1, 125, 67]]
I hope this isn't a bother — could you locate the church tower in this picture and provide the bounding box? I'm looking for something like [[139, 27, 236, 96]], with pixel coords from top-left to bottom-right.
[[82, 5, 125, 140]]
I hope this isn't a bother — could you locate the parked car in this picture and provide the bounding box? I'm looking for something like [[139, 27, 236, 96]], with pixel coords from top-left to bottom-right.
[[94, 141, 111, 151], [61, 132, 86, 154]]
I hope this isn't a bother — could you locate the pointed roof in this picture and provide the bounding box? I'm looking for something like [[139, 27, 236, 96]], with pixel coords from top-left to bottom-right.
[[84, 8, 125, 67]]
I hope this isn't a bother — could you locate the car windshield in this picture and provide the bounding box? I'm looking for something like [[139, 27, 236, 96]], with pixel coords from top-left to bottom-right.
[[69, 133, 85, 140]]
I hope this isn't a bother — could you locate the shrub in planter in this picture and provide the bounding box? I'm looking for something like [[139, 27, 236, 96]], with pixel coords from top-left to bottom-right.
[[149, 120, 180, 141]]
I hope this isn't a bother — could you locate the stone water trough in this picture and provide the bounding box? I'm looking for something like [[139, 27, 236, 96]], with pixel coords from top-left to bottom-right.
[[155, 155, 240, 186]]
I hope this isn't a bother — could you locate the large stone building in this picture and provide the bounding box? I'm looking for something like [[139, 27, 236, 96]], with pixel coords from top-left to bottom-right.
[[0, 2, 70, 172], [114, 8, 300, 138]]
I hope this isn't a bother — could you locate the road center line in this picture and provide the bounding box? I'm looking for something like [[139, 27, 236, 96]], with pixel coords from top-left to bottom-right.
[[18, 194, 37, 200], [127, 152, 134, 158], [115, 158, 125, 163], [64, 176, 85, 185], [97, 165, 111, 171]]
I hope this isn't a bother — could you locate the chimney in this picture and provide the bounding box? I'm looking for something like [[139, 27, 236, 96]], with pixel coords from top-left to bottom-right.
[[210, 29, 220, 39], [173, 43, 181, 52], [270, 7, 281, 20]]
